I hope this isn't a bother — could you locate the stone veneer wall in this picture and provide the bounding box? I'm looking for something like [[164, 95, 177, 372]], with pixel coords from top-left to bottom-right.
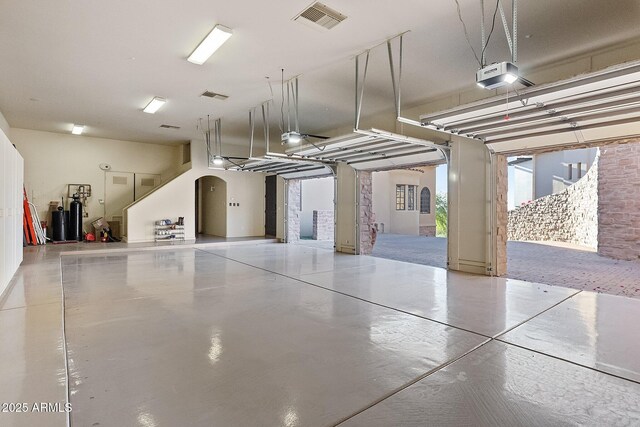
[[312, 210, 334, 240], [495, 155, 508, 276], [508, 154, 598, 248], [359, 171, 374, 255], [419, 226, 436, 237], [598, 141, 640, 260], [286, 179, 301, 242]]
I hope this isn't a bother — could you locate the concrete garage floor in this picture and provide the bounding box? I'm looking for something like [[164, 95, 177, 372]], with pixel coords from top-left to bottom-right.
[[372, 234, 640, 299], [1, 242, 640, 426]]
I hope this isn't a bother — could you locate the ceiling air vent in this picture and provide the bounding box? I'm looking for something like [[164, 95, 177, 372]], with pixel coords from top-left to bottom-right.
[[160, 124, 181, 129], [201, 91, 229, 100], [294, 2, 347, 30]]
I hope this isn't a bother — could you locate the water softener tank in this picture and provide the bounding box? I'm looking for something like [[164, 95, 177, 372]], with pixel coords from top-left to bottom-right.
[[69, 195, 83, 241], [52, 207, 68, 241]]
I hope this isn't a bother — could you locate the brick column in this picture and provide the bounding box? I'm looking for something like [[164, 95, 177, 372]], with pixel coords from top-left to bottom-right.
[[359, 171, 374, 255], [286, 179, 301, 242], [598, 140, 640, 260]]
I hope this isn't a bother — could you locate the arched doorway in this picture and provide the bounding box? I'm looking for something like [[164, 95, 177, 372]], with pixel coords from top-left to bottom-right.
[[195, 176, 227, 238]]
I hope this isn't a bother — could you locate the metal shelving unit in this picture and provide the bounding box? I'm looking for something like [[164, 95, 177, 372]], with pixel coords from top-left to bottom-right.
[[154, 219, 185, 242]]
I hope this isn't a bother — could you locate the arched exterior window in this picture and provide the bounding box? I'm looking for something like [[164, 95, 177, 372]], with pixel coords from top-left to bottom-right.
[[420, 187, 431, 214]]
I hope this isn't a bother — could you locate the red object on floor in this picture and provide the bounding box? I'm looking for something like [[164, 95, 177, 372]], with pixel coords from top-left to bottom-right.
[[23, 187, 37, 245]]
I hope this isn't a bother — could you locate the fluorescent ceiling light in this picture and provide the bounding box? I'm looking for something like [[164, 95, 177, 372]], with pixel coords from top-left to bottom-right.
[[213, 156, 224, 166], [71, 125, 84, 135], [188, 25, 233, 65], [143, 97, 166, 114]]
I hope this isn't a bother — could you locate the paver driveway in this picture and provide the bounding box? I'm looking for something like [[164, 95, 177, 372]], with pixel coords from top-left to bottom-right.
[[370, 234, 640, 299]]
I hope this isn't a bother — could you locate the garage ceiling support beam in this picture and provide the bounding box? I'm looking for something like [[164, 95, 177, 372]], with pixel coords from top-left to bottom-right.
[[387, 34, 404, 118], [248, 100, 272, 158], [354, 50, 370, 131], [381, 33, 463, 153], [497, 0, 518, 63]]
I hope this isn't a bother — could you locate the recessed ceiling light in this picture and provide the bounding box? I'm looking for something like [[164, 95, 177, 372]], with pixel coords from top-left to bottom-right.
[[71, 125, 84, 135], [143, 97, 166, 114], [188, 24, 233, 65]]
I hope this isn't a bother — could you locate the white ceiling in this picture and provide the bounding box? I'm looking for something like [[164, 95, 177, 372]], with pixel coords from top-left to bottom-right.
[[1, 0, 640, 146]]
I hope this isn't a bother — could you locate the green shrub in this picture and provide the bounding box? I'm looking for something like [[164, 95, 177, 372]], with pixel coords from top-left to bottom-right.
[[435, 193, 448, 237]]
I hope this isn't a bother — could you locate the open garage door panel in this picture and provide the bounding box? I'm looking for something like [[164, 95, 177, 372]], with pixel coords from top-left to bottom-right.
[[418, 60, 640, 154], [228, 158, 334, 179], [285, 131, 446, 171]]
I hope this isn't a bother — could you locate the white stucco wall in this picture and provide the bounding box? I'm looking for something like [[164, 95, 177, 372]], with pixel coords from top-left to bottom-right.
[[372, 169, 421, 235], [300, 177, 334, 238], [11, 128, 182, 231], [418, 166, 437, 230], [508, 159, 534, 209], [534, 148, 598, 199], [124, 139, 266, 242]]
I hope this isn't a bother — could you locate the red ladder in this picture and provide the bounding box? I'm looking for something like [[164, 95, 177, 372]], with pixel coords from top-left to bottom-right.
[[23, 188, 37, 245]]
